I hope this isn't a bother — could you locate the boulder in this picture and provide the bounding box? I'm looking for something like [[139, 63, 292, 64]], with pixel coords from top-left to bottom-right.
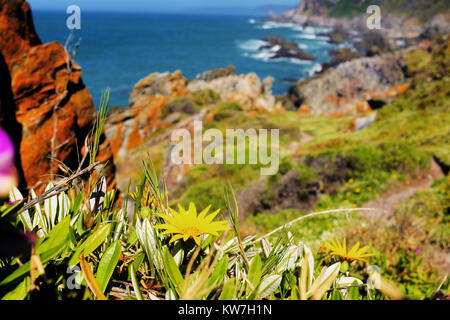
[[288, 55, 406, 115], [188, 72, 279, 110], [319, 26, 350, 44], [321, 48, 362, 71], [349, 112, 377, 132], [422, 13, 450, 39], [194, 65, 235, 82], [354, 31, 392, 57], [129, 70, 190, 108], [0, 0, 115, 191]]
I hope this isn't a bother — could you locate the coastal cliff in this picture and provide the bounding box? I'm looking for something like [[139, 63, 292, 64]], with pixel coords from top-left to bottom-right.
[[0, 0, 115, 192]]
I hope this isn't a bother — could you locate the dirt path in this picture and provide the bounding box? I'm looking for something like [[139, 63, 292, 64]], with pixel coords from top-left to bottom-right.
[[363, 159, 445, 219], [361, 159, 449, 274]]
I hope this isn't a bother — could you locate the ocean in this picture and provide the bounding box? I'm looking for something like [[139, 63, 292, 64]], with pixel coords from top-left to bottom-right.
[[32, 11, 349, 107]]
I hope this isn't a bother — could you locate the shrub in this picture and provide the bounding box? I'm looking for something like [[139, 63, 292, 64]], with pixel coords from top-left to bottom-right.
[[191, 89, 221, 106]]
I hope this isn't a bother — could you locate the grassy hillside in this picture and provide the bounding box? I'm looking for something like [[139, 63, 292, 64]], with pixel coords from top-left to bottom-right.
[[315, 0, 450, 22], [168, 35, 450, 298]]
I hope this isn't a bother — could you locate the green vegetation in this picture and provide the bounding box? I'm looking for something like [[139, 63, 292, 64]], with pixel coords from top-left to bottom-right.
[[319, 0, 449, 22], [192, 88, 221, 106], [167, 36, 450, 298]]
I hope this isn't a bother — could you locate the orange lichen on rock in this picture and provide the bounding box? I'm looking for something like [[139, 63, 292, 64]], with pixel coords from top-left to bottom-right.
[[386, 82, 410, 97], [169, 70, 190, 97], [394, 82, 410, 95], [354, 100, 372, 114], [228, 91, 253, 109], [205, 110, 217, 123], [327, 111, 345, 118], [298, 104, 309, 115], [348, 118, 358, 132], [0, 0, 115, 191]]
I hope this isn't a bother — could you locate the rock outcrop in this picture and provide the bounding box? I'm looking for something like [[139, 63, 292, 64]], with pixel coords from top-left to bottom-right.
[[320, 48, 362, 72], [105, 96, 167, 159], [104, 67, 282, 190], [194, 65, 236, 82], [288, 54, 408, 115], [188, 71, 280, 111], [129, 70, 190, 108], [422, 13, 450, 39], [319, 26, 350, 44], [0, 0, 115, 191], [106, 68, 281, 159], [260, 35, 315, 61]]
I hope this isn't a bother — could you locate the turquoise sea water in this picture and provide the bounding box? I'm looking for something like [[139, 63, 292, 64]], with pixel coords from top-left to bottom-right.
[[32, 11, 348, 107]]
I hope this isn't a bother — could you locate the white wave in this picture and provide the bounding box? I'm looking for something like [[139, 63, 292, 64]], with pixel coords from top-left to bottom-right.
[[299, 43, 308, 49], [279, 57, 314, 65], [308, 63, 322, 76], [314, 26, 332, 33], [269, 44, 281, 52], [304, 26, 315, 34], [258, 21, 303, 31], [295, 33, 329, 41], [236, 39, 268, 52], [250, 50, 275, 62], [249, 19, 256, 24]]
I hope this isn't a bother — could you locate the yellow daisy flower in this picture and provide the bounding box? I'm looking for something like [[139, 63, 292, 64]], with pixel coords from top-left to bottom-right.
[[323, 237, 374, 263], [129, 185, 158, 208], [154, 202, 230, 245]]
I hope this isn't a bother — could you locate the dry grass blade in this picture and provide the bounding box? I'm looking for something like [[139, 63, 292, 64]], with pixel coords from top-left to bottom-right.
[[253, 208, 379, 243], [17, 162, 101, 215], [224, 182, 250, 270], [79, 251, 107, 300]]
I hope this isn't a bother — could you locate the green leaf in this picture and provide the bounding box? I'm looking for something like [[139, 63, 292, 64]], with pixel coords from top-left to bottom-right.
[[208, 256, 228, 288], [130, 264, 143, 300], [37, 216, 71, 255], [349, 281, 361, 300], [247, 254, 262, 291], [96, 240, 121, 293], [127, 229, 138, 249], [1, 217, 71, 286], [290, 285, 300, 300], [163, 247, 184, 295], [69, 223, 112, 267], [30, 189, 47, 234], [131, 252, 145, 273], [330, 289, 342, 300], [1, 277, 30, 300], [219, 278, 235, 300], [71, 192, 83, 215], [1, 199, 23, 219], [259, 274, 282, 298], [9, 187, 32, 231], [43, 183, 57, 227]]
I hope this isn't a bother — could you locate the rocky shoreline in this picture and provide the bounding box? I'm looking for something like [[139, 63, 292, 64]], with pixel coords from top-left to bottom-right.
[[259, 35, 315, 61]]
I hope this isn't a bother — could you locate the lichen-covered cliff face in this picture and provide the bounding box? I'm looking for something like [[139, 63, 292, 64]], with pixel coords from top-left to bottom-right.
[[0, 0, 115, 192]]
